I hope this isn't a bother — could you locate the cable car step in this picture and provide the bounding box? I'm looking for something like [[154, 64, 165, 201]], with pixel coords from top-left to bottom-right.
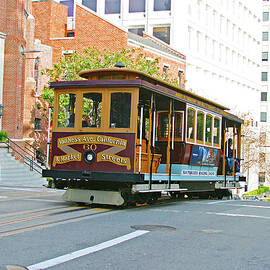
[[137, 188, 187, 193]]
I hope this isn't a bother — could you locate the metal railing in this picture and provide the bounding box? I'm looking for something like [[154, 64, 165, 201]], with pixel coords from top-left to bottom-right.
[[0, 138, 46, 175]]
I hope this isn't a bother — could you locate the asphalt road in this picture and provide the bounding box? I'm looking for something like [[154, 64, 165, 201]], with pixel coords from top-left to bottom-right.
[[0, 186, 270, 270]]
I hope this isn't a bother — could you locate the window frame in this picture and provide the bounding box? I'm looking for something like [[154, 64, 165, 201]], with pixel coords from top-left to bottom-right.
[[205, 113, 213, 146], [157, 111, 184, 141], [262, 72, 268, 81], [55, 90, 78, 131], [186, 107, 196, 143], [105, 0, 121, 14], [263, 11, 269, 21], [81, 90, 103, 129], [263, 32, 269, 41], [108, 89, 137, 132], [129, 0, 146, 13], [261, 92, 268, 102], [196, 110, 205, 144], [154, 0, 171, 11], [186, 105, 221, 148], [153, 25, 171, 44], [262, 51, 268, 61], [213, 117, 221, 147]]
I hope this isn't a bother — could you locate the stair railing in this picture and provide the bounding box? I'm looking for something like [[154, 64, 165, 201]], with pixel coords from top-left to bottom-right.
[[0, 138, 46, 175]]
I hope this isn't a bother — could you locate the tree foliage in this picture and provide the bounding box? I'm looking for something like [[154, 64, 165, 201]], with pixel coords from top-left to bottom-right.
[[40, 47, 179, 106]]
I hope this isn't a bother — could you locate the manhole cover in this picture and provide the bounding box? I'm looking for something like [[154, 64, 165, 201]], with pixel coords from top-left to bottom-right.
[[131, 225, 176, 231]]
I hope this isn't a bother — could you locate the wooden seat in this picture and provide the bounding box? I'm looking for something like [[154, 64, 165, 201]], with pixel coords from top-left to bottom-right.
[[135, 139, 161, 173]]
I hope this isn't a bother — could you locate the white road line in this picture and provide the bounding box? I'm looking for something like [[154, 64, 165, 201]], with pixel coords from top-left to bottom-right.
[[228, 204, 270, 209], [207, 200, 234, 205], [207, 212, 270, 219], [27, 230, 149, 270]]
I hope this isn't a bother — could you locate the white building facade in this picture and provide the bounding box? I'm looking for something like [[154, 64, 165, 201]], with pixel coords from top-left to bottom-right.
[[260, 0, 270, 187], [65, 0, 262, 117]]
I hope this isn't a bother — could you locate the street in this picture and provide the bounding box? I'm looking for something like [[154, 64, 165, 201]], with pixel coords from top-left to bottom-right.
[[0, 186, 270, 270]]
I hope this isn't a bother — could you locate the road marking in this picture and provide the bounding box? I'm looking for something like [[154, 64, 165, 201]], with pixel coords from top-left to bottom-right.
[[207, 200, 234, 205], [207, 212, 270, 219], [229, 204, 270, 209], [27, 230, 149, 270]]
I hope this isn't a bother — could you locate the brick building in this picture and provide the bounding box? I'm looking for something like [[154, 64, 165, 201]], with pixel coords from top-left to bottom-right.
[[1, 0, 186, 154], [0, 0, 52, 146], [32, 1, 186, 83]]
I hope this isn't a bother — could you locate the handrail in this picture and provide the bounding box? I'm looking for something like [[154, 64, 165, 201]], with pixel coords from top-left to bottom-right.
[[1, 139, 46, 175], [24, 140, 47, 165]]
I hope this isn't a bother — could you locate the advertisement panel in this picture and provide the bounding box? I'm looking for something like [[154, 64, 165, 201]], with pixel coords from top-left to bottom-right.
[[51, 132, 136, 173]]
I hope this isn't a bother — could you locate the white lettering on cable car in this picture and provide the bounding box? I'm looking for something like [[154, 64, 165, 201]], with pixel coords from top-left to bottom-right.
[[181, 170, 216, 176]]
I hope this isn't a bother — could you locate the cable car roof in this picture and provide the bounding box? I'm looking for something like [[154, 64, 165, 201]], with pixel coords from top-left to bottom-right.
[[51, 68, 243, 124]]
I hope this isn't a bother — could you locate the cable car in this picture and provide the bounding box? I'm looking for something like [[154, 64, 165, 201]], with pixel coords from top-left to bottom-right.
[[42, 68, 245, 206]]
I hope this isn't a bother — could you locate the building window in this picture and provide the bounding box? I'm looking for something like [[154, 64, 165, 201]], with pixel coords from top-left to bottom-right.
[[262, 51, 268, 61], [263, 12, 269, 21], [163, 64, 169, 78], [262, 72, 268, 81], [153, 26, 170, 44], [263, 32, 269, 41], [60, 0, 74, 16], [129, 0, 145, 13], [34, 118, 41, 130], [178, 70, 184, 86], [259, 172, 265, 183], [34, 57, 40, 95], [260, 112, 267, 122], [261, 92, 268, 101], [82, 0, 97, 12], [128, 27, 145, 36], [154, 0, 171, 11], [105, 0, 120, 14]]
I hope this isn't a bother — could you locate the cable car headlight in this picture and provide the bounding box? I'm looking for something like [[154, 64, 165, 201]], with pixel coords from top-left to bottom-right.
[[83, 150, 96, 164]]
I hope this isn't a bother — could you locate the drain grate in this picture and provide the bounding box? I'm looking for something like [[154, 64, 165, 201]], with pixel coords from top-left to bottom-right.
[[131, 225, 176, 231]]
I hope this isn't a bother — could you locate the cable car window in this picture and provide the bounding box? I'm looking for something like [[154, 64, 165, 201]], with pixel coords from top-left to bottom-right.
[[82, 93, 102, 128], [196, 111, 204, 143], [158, 112, 169, 138], [57, 93, 76, 128], [158, 112, 183, 140], [110, 93, 131, 128], [175, 112, 183, 139], [187, 108, 195, 141], [205, 114, 213, 145], [213, 117, 220, 145]]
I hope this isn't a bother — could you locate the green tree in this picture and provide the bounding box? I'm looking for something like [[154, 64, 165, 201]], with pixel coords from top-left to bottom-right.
[[40, 47, 179, 107]]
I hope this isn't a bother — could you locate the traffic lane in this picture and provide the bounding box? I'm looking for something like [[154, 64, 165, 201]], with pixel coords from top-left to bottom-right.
[[59, 200, 270, 270], [0, 187, 68, 215], [1, 199, 270, 270]]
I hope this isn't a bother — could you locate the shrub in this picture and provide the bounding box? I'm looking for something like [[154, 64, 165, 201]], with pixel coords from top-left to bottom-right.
[[244, 186, 269, 196], [0, 130, 8, 142]]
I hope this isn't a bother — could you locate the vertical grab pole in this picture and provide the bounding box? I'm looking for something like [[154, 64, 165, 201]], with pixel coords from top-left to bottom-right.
[[138, 105, 144, 173], [222, 121, 227, 185], [232, 125, 236, 177], [147, 95, 153, 173], [169, 100, 175, 189], [166, 100, 172, 174], [149, 95, 156, 190]]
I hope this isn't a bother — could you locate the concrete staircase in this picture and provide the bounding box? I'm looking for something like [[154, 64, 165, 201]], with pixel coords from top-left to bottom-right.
[[0, 146, 47, 188]]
